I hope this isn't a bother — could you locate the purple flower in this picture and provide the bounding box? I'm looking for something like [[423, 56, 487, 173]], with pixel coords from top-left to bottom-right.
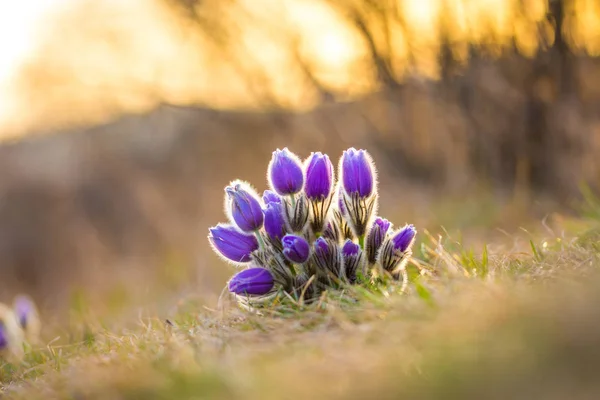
[[340, 148, 375, 198], [263, 190, 281, 205], [310, 237, 343, 281], [268, 148, 304, 195], [0, 324, 6, 349], [392, 225, 416, 252], [282, 234, 310, 264], [304, 152, 334, 200], [209, 224, 259, 263], [377, 224, 417, 274], [342, 239, 363, 283], [226, 182, 264, 232], [228, 268, 275, 296], [366, 217, 391, 264], [14, 295, 34, 329], [342, 240, 360, 257], [263, 202, 286, 241]]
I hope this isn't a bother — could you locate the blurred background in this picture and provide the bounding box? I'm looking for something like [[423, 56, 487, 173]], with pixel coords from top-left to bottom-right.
[[0, 0, 598, 322]]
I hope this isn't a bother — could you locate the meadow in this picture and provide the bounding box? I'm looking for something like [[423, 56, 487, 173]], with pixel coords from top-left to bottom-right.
[[2, 188, 600, 399]]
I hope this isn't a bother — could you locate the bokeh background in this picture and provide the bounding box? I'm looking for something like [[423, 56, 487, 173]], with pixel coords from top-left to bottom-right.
[[0, 0, 598, 321]]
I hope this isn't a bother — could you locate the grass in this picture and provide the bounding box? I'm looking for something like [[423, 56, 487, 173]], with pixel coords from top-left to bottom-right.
[[3, 209, 600, 399]]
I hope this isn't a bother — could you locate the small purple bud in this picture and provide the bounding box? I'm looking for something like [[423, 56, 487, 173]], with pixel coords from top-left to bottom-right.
[[314, 237, 329, 254], [310, 237, 344, 282], [342, 239, 363, 283], [304, 152, 334, 200], [14, 295, 34, 329], [263, 202, 286, 241], [263, 190, 281, 205], [268, 148, 304, 195], [342, 240, 360, 257], [340, 148, 375, 198], [282, 234, 310, 264], [208, 224, 259, 263], [0, 323, 6, 349], [393, 225, 416, 252], [228, 268, 275, 296], [226, 182, 264, 232], [377, 224, 417, 274], [366, 217, 391, 264]]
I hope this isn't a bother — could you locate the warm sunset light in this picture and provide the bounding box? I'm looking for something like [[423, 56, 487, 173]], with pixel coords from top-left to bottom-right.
[[0, 0, 71, 133], [0, 0, 598, 138]]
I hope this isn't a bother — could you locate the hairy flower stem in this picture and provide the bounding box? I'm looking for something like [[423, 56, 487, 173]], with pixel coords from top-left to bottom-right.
[[290, 194, 296, 209], [359, 235, 365, 250], [255, 231, 266, 250]]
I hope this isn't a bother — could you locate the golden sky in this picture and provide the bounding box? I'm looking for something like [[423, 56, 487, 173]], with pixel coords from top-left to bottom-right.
[[0, 0, 598, 139]]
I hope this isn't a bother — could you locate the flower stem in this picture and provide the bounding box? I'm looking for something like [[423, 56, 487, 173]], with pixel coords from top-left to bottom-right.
[[358, 235, 365, 249], [289, 264, 298, 278], [290, 194, 296, 209], [255, 231, 266, 250]]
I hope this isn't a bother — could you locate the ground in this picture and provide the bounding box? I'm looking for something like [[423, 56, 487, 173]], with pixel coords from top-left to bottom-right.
[[3, 197, 600, 400]]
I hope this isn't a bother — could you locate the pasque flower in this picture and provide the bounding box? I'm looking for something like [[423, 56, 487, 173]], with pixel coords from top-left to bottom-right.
[[263, 202, 286, 242], [310, 237, 344, 285], [304, 152, 334, 235], [282, 234, 310, 264], [0, 303, 25, 362], [209, 224, 259, 263], [366, 217, 391, 264], [377, 224, 417, 274], [342, 240, 364, 283], [228, 268, 275, 296], [393, 225, 416, 252], [13, 295, 41, 345], [338, 148, 378, 239], [305, 152, 334, 200], [340, 148, 375, 198], [268, 148, 304, 195], [263, 190, 281, 205], [225, 181, 264, 232]]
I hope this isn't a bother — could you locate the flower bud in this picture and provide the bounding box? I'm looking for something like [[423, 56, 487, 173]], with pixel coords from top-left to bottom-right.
[[208, 224, 259, 264], [263, 202, 286, 241], [338, 148, 378, 238], [225, 181, 264, 232], [310, 237, 344, 285], [228, 268, 275, 296], [282, 234, 310, 264], [305, 153, 335, 234], [268, 148, 304, 195], [0, 303, 25, 362], [393, 224, 416, 252], [377, 224, 417, 275], [304, 152, 334, 200], [342, 240, 364, 283], [366, 217, 391, 264], [263, 190, 281, 205], [13, 294, 41, 345], [340, 148, 375, 198]]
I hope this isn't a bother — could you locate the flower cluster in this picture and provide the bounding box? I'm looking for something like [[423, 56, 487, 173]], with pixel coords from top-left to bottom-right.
[[208, 148, 417, 309]]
